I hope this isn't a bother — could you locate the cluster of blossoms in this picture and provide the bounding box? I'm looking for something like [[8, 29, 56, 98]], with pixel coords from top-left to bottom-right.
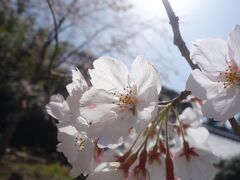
[[186, 25, 240, 122], [46, 25, 240, 180]]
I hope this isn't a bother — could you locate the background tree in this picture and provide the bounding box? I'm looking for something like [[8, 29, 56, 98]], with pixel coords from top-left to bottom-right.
[[0, 0, 165, 159]]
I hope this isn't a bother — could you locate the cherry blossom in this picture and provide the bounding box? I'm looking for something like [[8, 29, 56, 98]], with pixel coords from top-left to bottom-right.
[[80, 55, 161, 147], [46, 55, 222, 180], [66, 68, 88, 121], [186, 25, 240, 122], [46, 94, 69, 123], [86, 162, 126, 180], [46, 68, 89, 128], [46, 69, 95, 177], [178, 102, 209, 147], [57, 125, 95, 177], [174, 142, 219, 180], [147, 146, 166, 180]]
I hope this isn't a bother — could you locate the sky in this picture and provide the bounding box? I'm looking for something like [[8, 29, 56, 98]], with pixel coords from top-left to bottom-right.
[[129, 0, 240, 92]]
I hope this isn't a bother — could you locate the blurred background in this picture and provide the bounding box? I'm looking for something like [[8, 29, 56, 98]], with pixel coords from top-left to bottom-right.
[[0, 0, 240, 179]]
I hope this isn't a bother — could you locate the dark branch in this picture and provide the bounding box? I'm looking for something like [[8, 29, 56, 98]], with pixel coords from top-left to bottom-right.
[[159, 90, 191, 106], [162, 0, 199, 70], [46, 0, 59, 74], [47, 0, 78, 40], [172, 90, 191, 106], [160, 0, 194, 105], [56, 26, 109, 66]]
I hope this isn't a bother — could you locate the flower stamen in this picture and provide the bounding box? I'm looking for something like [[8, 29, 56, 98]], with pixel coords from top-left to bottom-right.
[[75, 135, 87, 152], [112, 85, 138, 114], [218, 61, 240, 88]]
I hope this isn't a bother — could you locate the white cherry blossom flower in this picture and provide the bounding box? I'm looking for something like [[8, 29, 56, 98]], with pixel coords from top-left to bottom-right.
[[186, 25, 240, 122], [86, 162, 126, 180], [66, 68, 88, 97], [46, 69, 95, 177], [179, 99, 203, 126], [80, 55, 161, 147], [57, 125, 95, 178], [46, 68, 89, 128], [147, 152, 166, 180], [178, 103, 209, 147], [66, 68, 88, 121], [46, 94, 69, 123], [174, 142, 219, 180]]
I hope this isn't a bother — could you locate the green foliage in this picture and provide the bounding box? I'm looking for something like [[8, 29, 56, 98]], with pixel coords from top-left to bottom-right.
[[0, 1, 71, 112], [214, 155, 240, 180], [0, 0, 74, 154], [0, 160, 72, 180]]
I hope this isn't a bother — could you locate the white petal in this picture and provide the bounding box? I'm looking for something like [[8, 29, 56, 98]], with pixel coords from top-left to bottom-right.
[[131, 55, 161, 96], [80, 88, 117, 124], [66, 95, 80, 117], [179, 107, 202, 125], [123, 128, 142, 150], [89, 56, 129, 91], [58, 124, 78, 135], [147, 160, 166, 180], [202, 87, 240, 122], [49, 95, 87, 132], [134, 86, 158, 132], [81, 88, 135, 146], [187, 127, 209, 147], [66, 95, 89, 127], [46, 94, 69, 120], [57, 129, 94, 178], [57, 131, 79, 164], [86, 113, 132, 148], [135, 102, 157, 133], [191, 39, 228, 73], [174, 148, 219, 180], [186, 69, 222, 100], [137, 87, 158, 118], [228, 25, 240, 65], [56, 114, 72, 128], [138, 85, 159, 104], [66, 68, 88, 96], [87, 162, 124, 180]]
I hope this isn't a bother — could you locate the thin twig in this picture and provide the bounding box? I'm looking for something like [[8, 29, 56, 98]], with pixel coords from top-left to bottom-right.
[[162, 0, 199, 70], [172, 90, 191, 106], [46, 0, 59, 74], [57, 26, 109, 66], [159, 99, 190, 106], [161, 1, 197, 106], [161, 0, 194, 104], [159, 90, 191, 106]]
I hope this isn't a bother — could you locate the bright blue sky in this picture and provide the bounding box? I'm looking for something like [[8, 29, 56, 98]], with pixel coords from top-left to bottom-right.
[[129, 0, 240, 92]]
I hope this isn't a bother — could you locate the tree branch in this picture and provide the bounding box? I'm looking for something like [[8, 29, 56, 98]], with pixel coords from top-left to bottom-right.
[[160, 0, 196, 106], [162, 0, 199, 70], [159, 90, 191, 106], [56, 26, 109, 67], [171, 90, 191, 106], [46, 0, 59, 74]]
